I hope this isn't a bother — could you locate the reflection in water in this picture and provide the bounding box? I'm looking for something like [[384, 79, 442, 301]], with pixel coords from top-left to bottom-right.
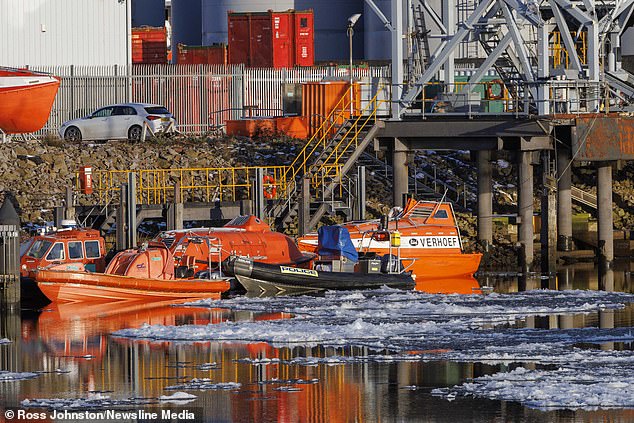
[[415, 277, 481, 294], [0, 264, 632, 421]]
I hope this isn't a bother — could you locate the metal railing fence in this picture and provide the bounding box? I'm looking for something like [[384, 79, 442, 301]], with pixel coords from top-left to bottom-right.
[[31, 64, 390, 135]]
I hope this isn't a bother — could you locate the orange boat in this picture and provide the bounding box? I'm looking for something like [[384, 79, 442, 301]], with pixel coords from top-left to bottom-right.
[[36, 242, 231, 303], [297, 199, 482, 280], [0, 67, 60, 134]]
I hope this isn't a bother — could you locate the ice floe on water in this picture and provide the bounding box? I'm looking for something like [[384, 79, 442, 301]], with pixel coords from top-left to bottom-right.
[[0, 338, 11, 344], [432, 366, 634, 410], [158, 392, 197, 404], [0, 371, 39, 381], [21, 393, 159, 410], [115, 288, 634, 410], [164, 379, 241, 391]]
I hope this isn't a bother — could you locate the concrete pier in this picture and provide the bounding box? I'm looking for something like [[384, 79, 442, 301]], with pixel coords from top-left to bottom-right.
[[518, 151, 534, 272], [597, 163, 614, 268], [298, 176, 310, 236], [167, 182, 184, 230], [0, 199, 20, 309], [392, 138, 409, 208], [476, 150, 493, 249], [557, 149, 573, 251], [541, 151, 557, 275]]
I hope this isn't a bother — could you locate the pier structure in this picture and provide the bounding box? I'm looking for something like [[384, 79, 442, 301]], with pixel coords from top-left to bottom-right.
[[372, 0, 634, 271]]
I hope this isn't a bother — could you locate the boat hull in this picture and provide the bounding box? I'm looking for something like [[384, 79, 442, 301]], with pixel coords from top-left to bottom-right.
[[0, 76, 60, 134], [230, 257, 415, 294], [35, 269, 230, 303]]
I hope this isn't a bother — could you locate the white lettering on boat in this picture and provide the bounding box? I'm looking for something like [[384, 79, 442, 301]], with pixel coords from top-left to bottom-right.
[[355, 236, 461, 249], [280, 266, 318, 277]]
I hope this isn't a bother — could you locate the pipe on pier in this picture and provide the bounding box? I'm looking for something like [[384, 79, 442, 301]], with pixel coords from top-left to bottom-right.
[[597, 163, 614, 268], [476, 150, 493, 250], [518, 151, 534, 272]]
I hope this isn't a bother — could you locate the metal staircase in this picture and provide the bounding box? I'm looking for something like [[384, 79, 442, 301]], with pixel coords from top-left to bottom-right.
[[408, 2, 431, 87], [271, 87, 387, 233]]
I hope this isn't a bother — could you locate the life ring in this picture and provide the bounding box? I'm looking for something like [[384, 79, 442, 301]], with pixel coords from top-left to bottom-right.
[[263, 175, 277, 199], [486, 79, 505, 100]]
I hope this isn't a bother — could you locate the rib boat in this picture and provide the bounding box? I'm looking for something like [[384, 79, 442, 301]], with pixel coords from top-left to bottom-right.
[[297, 199, 482, 280], [0, 67, 60, 134]]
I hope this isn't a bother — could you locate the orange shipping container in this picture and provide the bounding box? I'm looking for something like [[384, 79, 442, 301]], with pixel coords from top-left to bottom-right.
[[177, 44, 227, 65], [302, 81, 361, 137], [132, 26, 167, 64]]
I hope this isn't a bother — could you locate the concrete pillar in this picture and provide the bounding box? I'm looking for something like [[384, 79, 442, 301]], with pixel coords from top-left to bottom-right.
[[353, 166, 366, 221], [540, 151, 557, 275], [298, 176, 310, 237], [252, 168, 265, 220], [557, 149, 573, 251], [0, 200, 20, 308], [476, 150, 493, 249], [518, 151, 534, 272], [597, 163, 614, 267], [392, 139, 409, 208], [172, 181, 184, 230], [127, 173, 137, 248]]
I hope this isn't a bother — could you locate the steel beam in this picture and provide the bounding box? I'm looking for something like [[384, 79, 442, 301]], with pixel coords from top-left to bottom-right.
[[442, 0, 455, 88], [467, 32, 512, 87], [551, 4, 583, 72], [392, 0, 404, 117]]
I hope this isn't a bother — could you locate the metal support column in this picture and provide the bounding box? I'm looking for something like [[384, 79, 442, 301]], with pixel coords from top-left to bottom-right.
[[298, 176, 311, 237], [0, 199, 20, 309], [540, 150, 557, 275], [537, 24, 550, 115], [557, 148, 573, 251], [442, 0, 455, 88], [116, 183, 128, 251], [518, 151, 534, 272], [391, 0, 404, 117], [64, 186, 75, 221], [354, 166, 367, 221], [252, 168, 265, 220], [597, 163, 614, 268], [127, 172, 137, 249], [393, 139, 409, 208], [476, 150, 493, 249]]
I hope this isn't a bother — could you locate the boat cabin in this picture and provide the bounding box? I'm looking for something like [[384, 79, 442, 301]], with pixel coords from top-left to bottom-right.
[[20, 228, 106, 278]]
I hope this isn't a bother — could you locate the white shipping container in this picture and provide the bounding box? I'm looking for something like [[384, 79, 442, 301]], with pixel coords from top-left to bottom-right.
[[0, 0, 130, 66]]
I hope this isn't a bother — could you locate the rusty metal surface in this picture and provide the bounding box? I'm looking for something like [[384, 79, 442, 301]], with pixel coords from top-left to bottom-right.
[[574, 114, 634, 161]]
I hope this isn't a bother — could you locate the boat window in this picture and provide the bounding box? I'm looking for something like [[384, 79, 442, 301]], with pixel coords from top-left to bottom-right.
[[27, 240, 52, 259], [68, 241, 83, 259], [46, 242, 65, 261], [85, 240, 101, 258], [433, 210, 449, 219]]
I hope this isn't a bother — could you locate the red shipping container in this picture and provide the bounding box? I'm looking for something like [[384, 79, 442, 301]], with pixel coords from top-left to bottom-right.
[[132, 26, 167, 64], [228, 10, 314, 68], [177, 44, 227, 65]]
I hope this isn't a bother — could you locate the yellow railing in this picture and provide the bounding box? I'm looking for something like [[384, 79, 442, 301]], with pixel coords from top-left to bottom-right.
[[310, 89, 386, 188], [77, 166, 290, 205], [551, 31, 587, 69]]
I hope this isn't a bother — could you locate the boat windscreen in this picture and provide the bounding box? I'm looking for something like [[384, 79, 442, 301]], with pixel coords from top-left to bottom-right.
[[27, 240, 52, 259]]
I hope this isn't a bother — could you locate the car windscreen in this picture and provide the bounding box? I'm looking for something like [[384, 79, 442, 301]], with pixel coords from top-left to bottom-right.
[[144, 106, 170, 115], [27, 240, 53, 259]]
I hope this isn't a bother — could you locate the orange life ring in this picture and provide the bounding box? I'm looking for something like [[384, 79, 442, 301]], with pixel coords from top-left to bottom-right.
[[263, 175, 277, 199], [486, 79, 505, 100]]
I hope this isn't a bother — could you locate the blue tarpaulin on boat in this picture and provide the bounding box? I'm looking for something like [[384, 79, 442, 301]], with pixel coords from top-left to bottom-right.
[[317, 226, 358, 262]]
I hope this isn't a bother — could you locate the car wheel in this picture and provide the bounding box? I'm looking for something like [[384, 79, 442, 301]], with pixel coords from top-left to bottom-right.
[[64, 126, 82, 142], [128, 125, 143, 142]]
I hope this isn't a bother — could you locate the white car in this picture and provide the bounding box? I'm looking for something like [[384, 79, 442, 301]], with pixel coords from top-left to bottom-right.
[[59, 102, 176, 142]]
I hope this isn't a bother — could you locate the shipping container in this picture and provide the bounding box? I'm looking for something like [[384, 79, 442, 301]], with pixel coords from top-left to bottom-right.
[[228, 10, 314, 68], [132, 27, 168, 64], [177, 44, 227, 65], [225, 116, 309, 139], [302, 81, 360, 137]]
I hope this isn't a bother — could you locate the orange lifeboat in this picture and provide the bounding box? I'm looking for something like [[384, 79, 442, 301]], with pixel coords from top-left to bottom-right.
[[0, 67, 60, 134], [297, 199, 482, 281]]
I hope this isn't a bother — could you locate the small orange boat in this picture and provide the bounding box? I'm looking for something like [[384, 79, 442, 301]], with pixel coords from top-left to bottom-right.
[[297, 199, 482, 280], [35, 242, 231, 303], [0, 67, 60, 134]]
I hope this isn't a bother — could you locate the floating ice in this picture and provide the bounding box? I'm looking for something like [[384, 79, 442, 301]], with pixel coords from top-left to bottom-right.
[[21, 393, 157, 409], [0, 338, 11, 345], [158, 392, 197, 403], [121, 289, 634, 410], [164, 378, 241, 391], [0, 371, 39, 381]]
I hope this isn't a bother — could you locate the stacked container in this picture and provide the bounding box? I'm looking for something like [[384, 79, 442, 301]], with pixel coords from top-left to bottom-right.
[[227, 10, 314, 68], [177, 43, 228, 65], [132, 26, 168, 64]]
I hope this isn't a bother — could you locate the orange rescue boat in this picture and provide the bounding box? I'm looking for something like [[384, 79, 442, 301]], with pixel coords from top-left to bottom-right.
[[0, 67, 60, 134], [36, 242, 230, 303], [297, 199, 482, 281]]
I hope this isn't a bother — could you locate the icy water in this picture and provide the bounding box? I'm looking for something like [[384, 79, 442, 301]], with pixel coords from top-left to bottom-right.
[[1, 264, 634, 422]]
